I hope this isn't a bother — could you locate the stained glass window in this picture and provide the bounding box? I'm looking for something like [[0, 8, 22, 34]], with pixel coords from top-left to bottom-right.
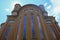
[[31, 15, 37, 40], [23, 16, 27, 40], [37, 16, 44, 40], [49, 26, 57, 40], [5, 26, 10, 40]]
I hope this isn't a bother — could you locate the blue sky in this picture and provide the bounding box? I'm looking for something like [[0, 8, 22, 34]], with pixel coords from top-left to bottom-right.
[[0, 0, 60, 26]]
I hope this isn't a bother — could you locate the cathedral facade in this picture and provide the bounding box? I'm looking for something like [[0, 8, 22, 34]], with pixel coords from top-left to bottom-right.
[[0, 4, 60, 40]]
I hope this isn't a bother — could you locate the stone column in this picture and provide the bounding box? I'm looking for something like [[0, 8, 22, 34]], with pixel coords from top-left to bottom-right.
[[26, 13, 32, 40], [18, 14, 24, 40], [39, 13, 54, 40], [52, 22, 60, 40], [1, 22, 8, 40], [34, 14, 41, 40]]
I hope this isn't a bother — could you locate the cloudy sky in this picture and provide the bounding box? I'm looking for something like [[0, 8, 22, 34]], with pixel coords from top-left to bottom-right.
[[0, 0, 60, 26]]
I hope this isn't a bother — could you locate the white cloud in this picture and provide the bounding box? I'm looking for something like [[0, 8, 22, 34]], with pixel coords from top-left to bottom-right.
[[10, 1, 22, 10], [59, 22, 60, 26], [44, 2, 48, 6], [4, 0, 21, 13], [5, 8, 10, 12], [51, 0, 60, 5], [51, 0, 60, 14], [52, 6, 60, 14], [46, 5, 52, 10], [50, 0, 60, 26]]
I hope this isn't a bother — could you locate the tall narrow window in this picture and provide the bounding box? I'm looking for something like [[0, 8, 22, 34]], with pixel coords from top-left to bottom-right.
[[31, 15, 36, 39], [23, 16, 27, 40], [37, 16, 44, 40], [5, 26, 10, 40], [49, 26, 57, 40]]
